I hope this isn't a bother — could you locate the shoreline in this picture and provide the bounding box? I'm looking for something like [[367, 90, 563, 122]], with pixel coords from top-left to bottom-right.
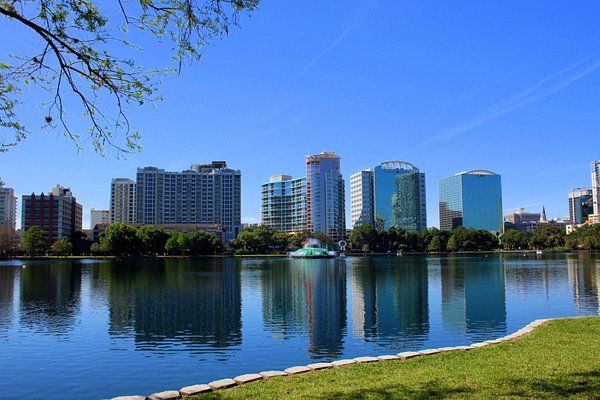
[[111, 315, 597, 400], [3, 250, 597, 261]]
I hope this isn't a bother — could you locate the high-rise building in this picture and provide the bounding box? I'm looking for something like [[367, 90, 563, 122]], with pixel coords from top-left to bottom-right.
[[350, 170, 374, 229], [568, 188, 593, 225], [306, 152, 346, 242], [110, 178, 136, 224], [135, 162, 241, 242], [392, 168, 427, 231], [22, 185, 83, 240], [439, 170, 503, 232], [261, 175, 306, 233], [0, 186, 17, 228], [90, 209, 110, 228], [350, 161, 426, 231], [592, 160, 600, 216]]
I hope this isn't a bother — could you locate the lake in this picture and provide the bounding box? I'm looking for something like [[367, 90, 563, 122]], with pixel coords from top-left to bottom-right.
[[0, 254, 598, 399]]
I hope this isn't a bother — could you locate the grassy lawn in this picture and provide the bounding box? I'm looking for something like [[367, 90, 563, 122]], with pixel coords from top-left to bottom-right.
[[194, 317, 600, 399]]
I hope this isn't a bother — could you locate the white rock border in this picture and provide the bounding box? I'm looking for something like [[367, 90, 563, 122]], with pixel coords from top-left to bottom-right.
[[110, 318, 559, 400]]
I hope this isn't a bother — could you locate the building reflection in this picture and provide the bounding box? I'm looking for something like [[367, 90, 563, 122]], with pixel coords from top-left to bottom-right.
[[503, 256, 568, 297], [567, 254, 599, 313], [349, 257, 429, 350], [261, 259, 347, 358], [18, 262, 83, 334], [102, 258, 242, 351], [439, 257, 466, 333], [441, 256, 506, 339], [0, 266, 17, 333]]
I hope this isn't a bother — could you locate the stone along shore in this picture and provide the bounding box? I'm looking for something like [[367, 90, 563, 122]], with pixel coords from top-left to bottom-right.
[[111, 318, 553, 400]]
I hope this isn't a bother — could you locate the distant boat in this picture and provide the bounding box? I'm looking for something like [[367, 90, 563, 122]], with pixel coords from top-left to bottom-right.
[[536, 250, 544, 255], [397, 251, 404, 256]]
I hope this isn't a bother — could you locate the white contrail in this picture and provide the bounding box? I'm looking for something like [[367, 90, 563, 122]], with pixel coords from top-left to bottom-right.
[[293, 23, 360, 79], [292, 0, 377, 80], [414, 54, 600, 151]]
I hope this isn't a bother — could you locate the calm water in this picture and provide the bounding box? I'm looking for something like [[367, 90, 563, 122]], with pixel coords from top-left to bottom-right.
[[0, 254, 598, 399]]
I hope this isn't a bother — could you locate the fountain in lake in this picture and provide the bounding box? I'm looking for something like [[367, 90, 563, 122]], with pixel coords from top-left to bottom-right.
[[288, 238, 337, 258]]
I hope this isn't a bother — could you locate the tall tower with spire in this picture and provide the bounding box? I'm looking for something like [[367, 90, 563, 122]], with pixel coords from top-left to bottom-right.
[[540, 206, 547, 222]]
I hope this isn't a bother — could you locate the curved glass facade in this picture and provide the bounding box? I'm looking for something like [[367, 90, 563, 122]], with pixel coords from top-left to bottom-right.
[[392, 170, 427, 231], [351, 161, 426, 231], [374, 162, 426, 231]]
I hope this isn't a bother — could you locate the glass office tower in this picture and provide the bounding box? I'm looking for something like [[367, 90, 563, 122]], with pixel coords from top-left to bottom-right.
[[350, 161, 426, 231], [392, 169, 427, 231], [439, 170, 502, 232], [373, 161, 426, 231]]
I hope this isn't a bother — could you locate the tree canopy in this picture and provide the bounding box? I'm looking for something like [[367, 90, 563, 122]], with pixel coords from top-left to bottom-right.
[[51, 237, 73, 256], [21, 225, 46, 256], [0, 0, 259, 155]]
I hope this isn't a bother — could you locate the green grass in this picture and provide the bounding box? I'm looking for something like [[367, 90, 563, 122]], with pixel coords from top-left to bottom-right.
[[194, 317, 600, 399]]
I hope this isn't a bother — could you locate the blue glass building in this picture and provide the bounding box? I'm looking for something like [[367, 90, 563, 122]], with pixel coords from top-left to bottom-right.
[[392, 169, 427, 231], [439, 170, 502, 232], [351, 161, 426, 231]]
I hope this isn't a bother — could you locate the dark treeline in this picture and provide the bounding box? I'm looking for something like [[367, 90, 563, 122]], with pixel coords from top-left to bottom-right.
[[91, 223, 225, 256], [351, 223, 600, 253], [350, 225, 500, 253], [3, 221, 600, 258], [1, 223, 225, 257]]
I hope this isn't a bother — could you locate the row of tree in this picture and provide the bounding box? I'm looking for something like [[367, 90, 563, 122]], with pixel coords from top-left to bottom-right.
[[91, 223, 225, 256], [350, 225, 501, 253], [351, 223, 600, 253], [4, 222, 600, 258], [2, 223, 226, 257]]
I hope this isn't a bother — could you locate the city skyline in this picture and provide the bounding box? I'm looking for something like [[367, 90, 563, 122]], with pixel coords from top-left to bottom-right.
[[1, 1, 600, 229], [3, 156, 600, 231]]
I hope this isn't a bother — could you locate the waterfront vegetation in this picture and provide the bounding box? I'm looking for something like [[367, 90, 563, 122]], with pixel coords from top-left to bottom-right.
[[193, 317, 600, 400], [2, 221, 600, 257]]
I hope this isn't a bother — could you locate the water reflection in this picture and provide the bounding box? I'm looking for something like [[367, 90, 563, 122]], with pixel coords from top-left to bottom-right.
[[19, 263, 82, 335], [439, 257, 506, 340], [0, 266, 16, 334], [103, 258, 242, 352], [349, 257, 429, 350], [261, 259, 347, 358], [0, 255, 598, 400], [567, 255, 599, 312]]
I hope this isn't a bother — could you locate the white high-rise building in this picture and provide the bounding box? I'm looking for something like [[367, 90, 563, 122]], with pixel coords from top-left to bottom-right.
[[350, 170, 374, 229], [592, 160, 600, 216], [135, 162, 242, 242], [261, 175, 306, 233], [0, 186, 17, 228], [568, 188, 593, 225], [90, 209, 110, 228], [110, 178, 136, 224]]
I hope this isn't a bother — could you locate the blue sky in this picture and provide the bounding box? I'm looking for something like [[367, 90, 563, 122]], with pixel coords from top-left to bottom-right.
[[1, 0, 600, 229]]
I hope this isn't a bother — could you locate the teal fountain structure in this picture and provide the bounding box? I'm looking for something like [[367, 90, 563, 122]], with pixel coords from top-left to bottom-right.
[[289, 238, 337, 259]]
